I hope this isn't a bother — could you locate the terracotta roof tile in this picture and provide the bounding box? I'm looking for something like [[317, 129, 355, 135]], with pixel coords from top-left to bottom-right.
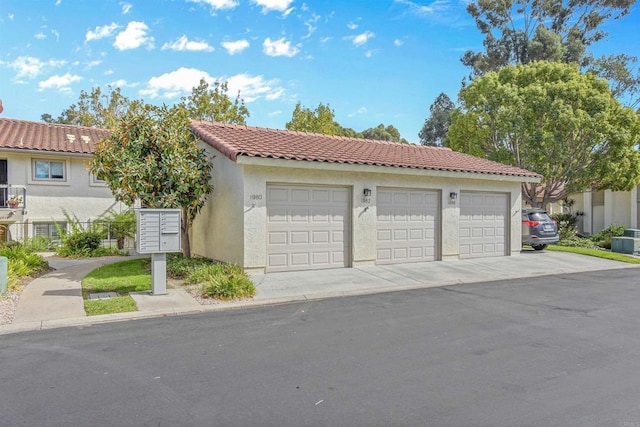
[[0, 118, 109, 154], [190, 121, 540, 178]]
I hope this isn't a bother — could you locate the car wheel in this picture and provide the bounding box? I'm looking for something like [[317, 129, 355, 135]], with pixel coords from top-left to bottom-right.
[[532, 244, 547, 251]]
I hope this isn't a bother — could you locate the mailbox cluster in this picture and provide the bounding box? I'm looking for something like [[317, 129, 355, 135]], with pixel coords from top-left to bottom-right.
[[136, 209, 182, 254]]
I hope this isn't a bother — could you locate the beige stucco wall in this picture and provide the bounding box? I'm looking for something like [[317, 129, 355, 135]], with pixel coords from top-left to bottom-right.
[[190, 145, 245, 264], [570, 188, 639, 234], [1, 150, 123, 238], [193, 152, 527, 272]]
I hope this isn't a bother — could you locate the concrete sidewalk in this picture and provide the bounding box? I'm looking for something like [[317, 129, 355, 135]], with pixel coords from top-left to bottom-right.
[[1, 250, 638, 335]]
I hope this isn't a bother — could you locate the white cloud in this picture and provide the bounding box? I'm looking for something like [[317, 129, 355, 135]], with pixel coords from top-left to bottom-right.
[[268, 110, 282, 116], [87, 60, 102, 68], [8, 13, 14, 20], [303, 13, 320, 39], [226, 73, 284, 102], [319, 36, 331, 44], [394, 0, 450, 16], [38, 73, 82, 91], [347, 22, 358, 30], [252, 0, 294, 12], [357, 107, 367, 114], [138, 67, 285, 103], [186, 0, 238, 10], [120, 2, 133, 14], [221, 39, 250, 55], [114, 21, 154, 50], [351, 31, 374, 47], [162, 35, 214, 52], [9, 56, 66, 79], [263, 37, 299, 57], [365, 49, 378, 58], [52, 29, 60, 41], [394, 39, 404, 46], [86, 23, 119, 42], [139, 67, 210, 99], [35, 32, 46, 40]]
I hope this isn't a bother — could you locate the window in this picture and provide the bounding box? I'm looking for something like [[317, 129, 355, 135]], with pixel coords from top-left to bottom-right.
[[34, 222, 66, 239], [33, 159, 65, 181], [90, 173, 107, 186]]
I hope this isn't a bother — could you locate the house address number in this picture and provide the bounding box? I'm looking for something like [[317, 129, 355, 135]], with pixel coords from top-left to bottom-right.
[[249, 194, 263, 201]]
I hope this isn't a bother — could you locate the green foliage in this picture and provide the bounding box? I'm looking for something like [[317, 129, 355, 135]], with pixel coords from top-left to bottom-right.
[[90, 103, 214, 257], [286, 102, 356, 136], [554, 236, 599, 248], [551, 212, 580, 240], [0, 243, 49, 291], [461, 0, 639, 104], [185, 263, 255, 301], [41, 86, 133, 129], [361, 124, 405, 143], [94, 209, 136, 250], [182, 78, 250, 124], [419, 92, 455, 146], [166, 253, 216, 278], [448, 62, 640, 207], [591, 224, 626, 249]]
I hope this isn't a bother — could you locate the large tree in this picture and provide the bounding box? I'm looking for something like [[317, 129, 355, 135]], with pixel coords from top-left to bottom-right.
[[462, 0, 639, 105], [447, 61, 640, 208], [182, 78, 249, 124], [361, 123, 407, 143], [90, 103, 213, 257], [419, 93, 455, 146], [286, 102, 358, 136], [41, 86, 133, 129]]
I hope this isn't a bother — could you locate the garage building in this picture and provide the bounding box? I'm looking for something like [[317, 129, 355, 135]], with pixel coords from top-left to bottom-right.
[[190, 122, 540, 273]]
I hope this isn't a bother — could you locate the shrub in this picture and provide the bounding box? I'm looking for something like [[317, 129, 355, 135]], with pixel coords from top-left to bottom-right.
[[56, 230, 104, 257], [167, 253, 216, 279], [554, 236, 599, 248], [0, 243, 49, 291], [591, 224, 626, 249], [551, 212, 579, 240], [186, 263, 255, 301]]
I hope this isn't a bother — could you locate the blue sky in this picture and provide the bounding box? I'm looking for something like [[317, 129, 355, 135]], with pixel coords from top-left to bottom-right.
[[1, 0, 639, 143]]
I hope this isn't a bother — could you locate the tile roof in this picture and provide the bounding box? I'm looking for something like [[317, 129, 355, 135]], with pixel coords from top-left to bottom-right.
[[190, 121, 540, 179], [0, 118, 110, 155]]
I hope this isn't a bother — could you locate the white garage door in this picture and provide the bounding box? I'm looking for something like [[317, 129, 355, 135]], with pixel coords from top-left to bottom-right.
[[459, 192, 508, 259], [377, 189, 439, 264], [267, 185, 350, 272]]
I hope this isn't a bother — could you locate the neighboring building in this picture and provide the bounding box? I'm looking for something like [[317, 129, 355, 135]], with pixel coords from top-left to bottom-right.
[[190, 122, 540, 273], [0, 118, 122, 242], [567, 188, 639, 235]]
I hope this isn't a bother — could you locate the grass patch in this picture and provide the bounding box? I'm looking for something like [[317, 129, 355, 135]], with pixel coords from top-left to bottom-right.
[[84, 296, 137, 316], [81, 258, 151, 315], [548, 245, 640, 264], [82, 258, 151, 294]]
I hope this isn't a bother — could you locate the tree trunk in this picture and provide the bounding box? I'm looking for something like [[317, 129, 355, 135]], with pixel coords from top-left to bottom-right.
[[181, 208, 191, 258]]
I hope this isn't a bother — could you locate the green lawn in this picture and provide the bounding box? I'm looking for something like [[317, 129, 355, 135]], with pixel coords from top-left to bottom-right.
[[548, 245, 640, 264], [82, 258, 151, 316]]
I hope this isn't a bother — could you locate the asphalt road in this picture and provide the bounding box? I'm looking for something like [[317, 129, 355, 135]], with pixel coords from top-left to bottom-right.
[[2, 268, 640, 426]]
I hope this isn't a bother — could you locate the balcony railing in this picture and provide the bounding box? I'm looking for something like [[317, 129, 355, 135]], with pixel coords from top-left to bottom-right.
[[0, 184, 27, 211]]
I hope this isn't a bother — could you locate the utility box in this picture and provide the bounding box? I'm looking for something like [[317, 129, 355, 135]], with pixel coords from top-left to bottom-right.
[[136, 208, 182, 295], [623, 229, 640, 238], [611, 236, 640, 255], [136, 209, 182, 254]]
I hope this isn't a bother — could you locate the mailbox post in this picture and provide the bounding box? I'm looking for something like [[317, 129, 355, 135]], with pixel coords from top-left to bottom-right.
[[136, 208, 182, 295]]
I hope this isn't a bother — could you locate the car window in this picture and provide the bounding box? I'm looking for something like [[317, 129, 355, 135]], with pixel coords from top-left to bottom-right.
[[527, 212, 552, 221]]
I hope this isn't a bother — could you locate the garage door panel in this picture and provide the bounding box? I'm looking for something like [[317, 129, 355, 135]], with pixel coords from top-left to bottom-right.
[[267, 185, 350, 272], [377, 189, 439, 265], [459, 192, 508, 259]]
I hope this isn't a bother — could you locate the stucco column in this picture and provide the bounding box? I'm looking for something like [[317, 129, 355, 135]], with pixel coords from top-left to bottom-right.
[[441, 187, 459, 260], [604, 190, 614, 230], [631, 186, 638, 229], [351, 184, 376, 267], [582, 191, 592, 235]]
